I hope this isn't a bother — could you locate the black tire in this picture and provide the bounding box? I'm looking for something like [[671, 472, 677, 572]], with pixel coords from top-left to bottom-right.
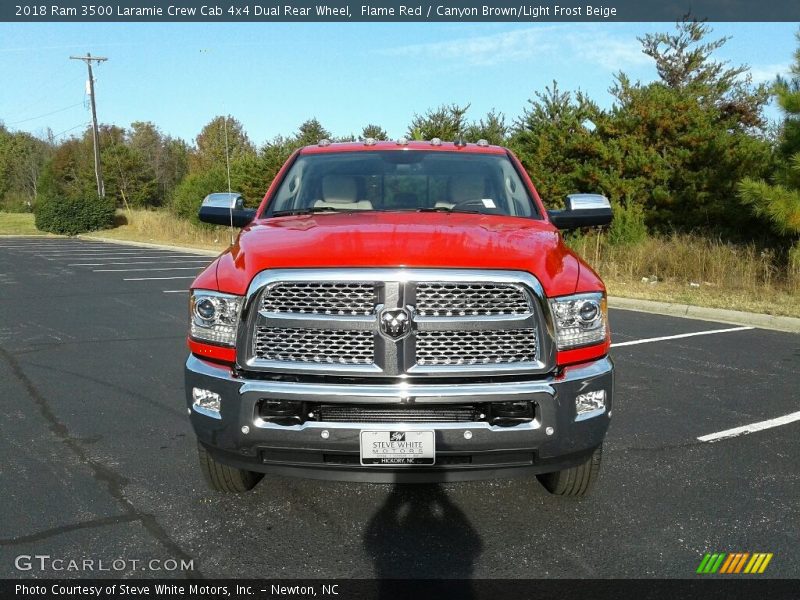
[[537, 445, 603, 497], [197, 443, 263, 493]]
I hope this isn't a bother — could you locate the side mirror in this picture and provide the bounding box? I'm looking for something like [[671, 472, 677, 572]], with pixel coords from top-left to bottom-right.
[[547, 194, 613, 230], [198, 192, 256, 227]]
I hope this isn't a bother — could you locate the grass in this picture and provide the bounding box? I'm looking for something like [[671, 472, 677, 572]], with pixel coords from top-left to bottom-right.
[[2, 209, 799, 318], [569, 233, 800, 318], [0, 212, 47, 236], [94, 209, 231, 251]]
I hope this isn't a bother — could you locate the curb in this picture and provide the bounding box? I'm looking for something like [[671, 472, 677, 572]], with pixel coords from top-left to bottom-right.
[[77, 235, 221, 257], [608, 296, 800, 334]]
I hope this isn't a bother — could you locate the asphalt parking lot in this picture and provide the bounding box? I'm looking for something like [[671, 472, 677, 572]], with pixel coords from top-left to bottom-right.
[[0, 237, 798, 579]]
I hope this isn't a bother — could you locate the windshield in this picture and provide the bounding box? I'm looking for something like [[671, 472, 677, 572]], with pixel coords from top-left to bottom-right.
[[264, 151, 539, 218]]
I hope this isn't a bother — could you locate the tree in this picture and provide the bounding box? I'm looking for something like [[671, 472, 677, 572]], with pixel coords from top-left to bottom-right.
[[102, 142, 158, 210], [190, 115, 255, 173], [509, 82, 603, 207], [639, 17, 767, 127], [616, 20, 772, 233], [738, 32, 800, 245], [295, 118, 332, 146], [128, 121, 188, 205], [0, 126, 52, 211], [464, 109, 508, 145], [359, 124, 389, 141], [407, 104, 470, 141]]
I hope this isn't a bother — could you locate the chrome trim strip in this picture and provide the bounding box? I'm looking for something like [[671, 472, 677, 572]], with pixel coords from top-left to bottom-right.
[[192, 404, 222, 420], [575, 407, 607, 422], [239, 379, 556, 404]]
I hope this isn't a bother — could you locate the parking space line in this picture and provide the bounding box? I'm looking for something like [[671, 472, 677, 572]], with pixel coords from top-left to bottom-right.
[[70, 260, 210, 266], [124, 276, 197, 281], [697, 411, 800, 443], [59, 255, 207, 261], [163, 290, 189, 293], [611, 326, 754, 347], [93, 267, 204, 272]]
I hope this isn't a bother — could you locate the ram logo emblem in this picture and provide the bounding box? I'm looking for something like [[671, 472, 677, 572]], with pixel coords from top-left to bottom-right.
[[379, 308, 411, 339]]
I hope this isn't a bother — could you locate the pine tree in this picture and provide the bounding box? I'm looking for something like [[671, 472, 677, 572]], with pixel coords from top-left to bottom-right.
[[738, 32, 800, 242]]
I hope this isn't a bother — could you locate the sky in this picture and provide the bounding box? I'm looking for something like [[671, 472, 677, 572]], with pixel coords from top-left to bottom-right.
[[0, 22, 797, 146]]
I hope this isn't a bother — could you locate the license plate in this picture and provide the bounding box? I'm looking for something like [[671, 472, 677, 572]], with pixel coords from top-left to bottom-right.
[[360, 430, 435, 466]]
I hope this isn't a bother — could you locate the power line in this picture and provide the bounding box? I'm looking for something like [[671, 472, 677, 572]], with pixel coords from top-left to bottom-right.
[[70, 53, 107, 199], [51, 122, 91, 139], [6, 102, 84, 125]]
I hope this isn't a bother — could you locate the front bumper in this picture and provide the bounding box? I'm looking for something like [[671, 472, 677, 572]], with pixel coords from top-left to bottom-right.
[[185, 355, 613, 483]]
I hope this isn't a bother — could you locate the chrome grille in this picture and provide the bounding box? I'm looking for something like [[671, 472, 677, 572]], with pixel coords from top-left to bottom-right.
[[416, 329, 536, 366], [253, 327, 374, 364], [261, 282, 375, 315], [416, 282, 530, 316], [242, 269, 551, 376]]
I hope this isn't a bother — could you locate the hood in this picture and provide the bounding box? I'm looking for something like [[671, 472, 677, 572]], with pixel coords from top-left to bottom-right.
[[210, 212, 583, 297]]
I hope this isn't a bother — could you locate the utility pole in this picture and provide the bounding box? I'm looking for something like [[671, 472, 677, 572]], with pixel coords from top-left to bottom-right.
[[70, 53, 107, 198]]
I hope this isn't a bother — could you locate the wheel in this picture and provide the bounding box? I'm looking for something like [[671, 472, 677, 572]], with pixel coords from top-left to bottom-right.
[[537, 445, 603, 497], [197, 443, 263, 493]]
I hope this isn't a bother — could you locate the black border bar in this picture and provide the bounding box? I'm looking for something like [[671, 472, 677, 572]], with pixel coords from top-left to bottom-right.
[[4, 1, 800, 22], [5, 579, 800, 600]]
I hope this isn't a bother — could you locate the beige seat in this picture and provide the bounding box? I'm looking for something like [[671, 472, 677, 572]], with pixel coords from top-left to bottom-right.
[[314, 175, 373, 210], [435, 174, 486, 209]]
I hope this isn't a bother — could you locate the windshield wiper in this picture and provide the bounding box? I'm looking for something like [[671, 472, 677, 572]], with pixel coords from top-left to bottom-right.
[[271, 207, 348, 217]]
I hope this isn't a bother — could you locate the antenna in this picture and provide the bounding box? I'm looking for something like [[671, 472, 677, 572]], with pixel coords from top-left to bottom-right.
[[222, 115, 234, 245]]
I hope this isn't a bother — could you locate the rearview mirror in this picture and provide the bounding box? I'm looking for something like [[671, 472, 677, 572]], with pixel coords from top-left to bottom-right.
[[547, 194, 613, 230], [198, 192, 256, 227]]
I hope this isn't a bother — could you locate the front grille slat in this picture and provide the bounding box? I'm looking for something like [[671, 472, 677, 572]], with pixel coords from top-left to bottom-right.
[[416, 329, 536, 366], [253, 327, 374, 364], [316, 404, 479, 423], [262, 282, 376, 315], [416, 282, 530, 317]]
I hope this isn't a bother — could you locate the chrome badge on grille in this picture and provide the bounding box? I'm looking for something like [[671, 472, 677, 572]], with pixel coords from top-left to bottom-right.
[[379, 307, 411, 339]]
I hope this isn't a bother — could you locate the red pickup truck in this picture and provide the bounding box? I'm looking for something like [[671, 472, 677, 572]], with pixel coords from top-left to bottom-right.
[[185, 139, 613, 496]]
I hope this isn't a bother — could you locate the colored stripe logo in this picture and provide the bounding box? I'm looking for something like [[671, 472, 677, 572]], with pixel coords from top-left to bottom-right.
[[697, 552, 773, 574]]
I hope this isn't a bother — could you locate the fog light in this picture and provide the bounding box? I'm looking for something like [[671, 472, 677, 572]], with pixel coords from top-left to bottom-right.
[[261, 399, 302, 416], [192, 387, 221, 417], [490, 400, 534, 426], [575, 390, 606, 419], [258, 399, 303, 425]]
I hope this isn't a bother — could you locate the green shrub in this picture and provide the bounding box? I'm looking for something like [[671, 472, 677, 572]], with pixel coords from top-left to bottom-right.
[[606, 202, 648, 246], [35, 194, 115, 235], [34, 166, 115, 235]]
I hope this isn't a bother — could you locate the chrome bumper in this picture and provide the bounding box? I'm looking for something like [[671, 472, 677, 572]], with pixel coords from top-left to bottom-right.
[[185, 355, 613, 483]]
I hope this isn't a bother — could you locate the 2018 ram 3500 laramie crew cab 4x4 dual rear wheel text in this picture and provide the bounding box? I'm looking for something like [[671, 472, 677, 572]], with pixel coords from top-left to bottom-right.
[[184, 139, 613, 496]]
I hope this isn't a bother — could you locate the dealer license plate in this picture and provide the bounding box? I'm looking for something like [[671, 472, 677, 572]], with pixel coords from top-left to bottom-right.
[[359, 430, 436, 466]]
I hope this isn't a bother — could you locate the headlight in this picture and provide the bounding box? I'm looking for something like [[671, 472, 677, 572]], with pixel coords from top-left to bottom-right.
[[190, 291, 243, 346], [549, 293, 607, 349]]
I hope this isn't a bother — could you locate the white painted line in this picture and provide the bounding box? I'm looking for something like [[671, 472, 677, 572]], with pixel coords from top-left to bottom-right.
[[611, 326, 754, 348], [163, 289, 189, 293], [7, 243, 136, 247], [61, 255, 206, 262], [70, 260, 210, 266], [124, 276, 197, 281], [94, 267, 203, 272], [23, 250, 184, 255], [698, 411, 800, 443]]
